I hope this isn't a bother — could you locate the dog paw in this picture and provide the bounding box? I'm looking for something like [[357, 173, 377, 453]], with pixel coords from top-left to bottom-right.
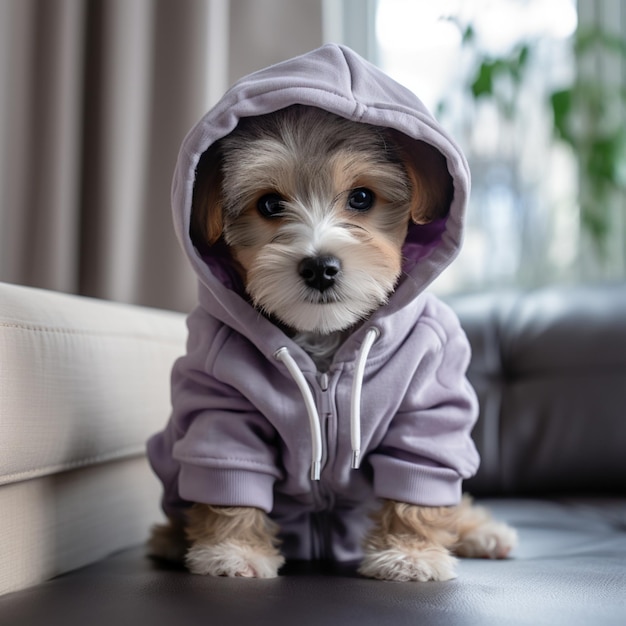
[[146, 522, 188, 563], [185, 541, 285, 578], [455, 521, 518, 559], [358, 545, 458, 582]]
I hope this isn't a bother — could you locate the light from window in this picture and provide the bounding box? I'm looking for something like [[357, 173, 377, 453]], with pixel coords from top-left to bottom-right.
[[376, 0, 580, 293]]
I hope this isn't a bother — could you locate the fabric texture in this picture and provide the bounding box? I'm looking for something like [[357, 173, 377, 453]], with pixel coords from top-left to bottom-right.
[[147, 45, 479, 561], [0, 0, 326, 313], [0, 282, 186, 486], [0, 457, 161, 596], [0, 280, 187, 595]]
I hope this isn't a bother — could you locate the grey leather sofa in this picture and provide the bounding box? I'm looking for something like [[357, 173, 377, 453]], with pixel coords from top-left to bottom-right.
[[1, 282, 625, 625]]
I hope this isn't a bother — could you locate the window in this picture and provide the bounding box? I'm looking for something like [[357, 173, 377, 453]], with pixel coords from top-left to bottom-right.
[[330, 0, 626, 294]]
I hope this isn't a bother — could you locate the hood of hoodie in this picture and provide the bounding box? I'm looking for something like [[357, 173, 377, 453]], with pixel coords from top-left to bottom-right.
[[172, 44, 470, 341]]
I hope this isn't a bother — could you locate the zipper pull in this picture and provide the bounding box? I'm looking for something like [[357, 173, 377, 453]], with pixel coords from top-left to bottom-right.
[[319, 372, 329, 391]]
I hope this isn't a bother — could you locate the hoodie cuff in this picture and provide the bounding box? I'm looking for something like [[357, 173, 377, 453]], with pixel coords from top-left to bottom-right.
[[178, 464, 276, 513], [371, 456, 463, 507]]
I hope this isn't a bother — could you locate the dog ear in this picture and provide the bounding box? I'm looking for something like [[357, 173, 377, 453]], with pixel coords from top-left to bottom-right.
[[388, 132, 454, 225], [190, 143, 224, 247]]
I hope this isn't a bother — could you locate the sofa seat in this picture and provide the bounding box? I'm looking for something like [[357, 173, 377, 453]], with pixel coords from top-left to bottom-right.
[[1, 281, 625, 625], [0, 282, 186, 595], [1, 498, 624, 625]]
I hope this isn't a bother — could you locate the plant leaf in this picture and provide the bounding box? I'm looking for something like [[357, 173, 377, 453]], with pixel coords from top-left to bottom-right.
[[550, 89, 573, 143], [471, 61, 495, 98]]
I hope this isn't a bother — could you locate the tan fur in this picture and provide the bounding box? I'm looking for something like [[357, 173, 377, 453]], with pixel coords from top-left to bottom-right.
[[190, 144, 224, 246], [189, 105, 453, 336], [147, 520, 188, 563], [190, 105, 451, 281], [454, 496, 519, 559], [149, 105, 517, 581], [387, 129, 453, 224], [185, 504, 281, 548], [358, 496, 518, 581], [184, 505, 284, 578]]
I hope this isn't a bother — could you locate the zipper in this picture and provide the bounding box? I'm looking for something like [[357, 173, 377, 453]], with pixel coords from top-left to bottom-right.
[[313, 371, 335, 561], [316, 371, 333, 483], [313, 371, 336, 508], [274, 349, 339, 560], [319, 371, 329, 392]]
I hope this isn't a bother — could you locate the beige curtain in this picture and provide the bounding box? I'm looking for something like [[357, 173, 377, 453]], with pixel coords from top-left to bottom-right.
[[0, 0, 324, 313]]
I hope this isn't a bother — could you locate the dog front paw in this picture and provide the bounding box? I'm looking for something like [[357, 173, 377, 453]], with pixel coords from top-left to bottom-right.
[[147, 521, 188, 563], [185, 541, 285, 578], [455, 520, 518, 559], [358, 545, 458, 582]]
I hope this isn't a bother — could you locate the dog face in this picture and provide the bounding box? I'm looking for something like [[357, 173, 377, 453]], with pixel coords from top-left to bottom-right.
[[191, 106, 452, 334]]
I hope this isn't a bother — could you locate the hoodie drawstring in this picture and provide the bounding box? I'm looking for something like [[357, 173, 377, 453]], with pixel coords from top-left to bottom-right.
[[350, 327, 380, 469], [275, 327, 379, 481], [274, 347, 323, 480]]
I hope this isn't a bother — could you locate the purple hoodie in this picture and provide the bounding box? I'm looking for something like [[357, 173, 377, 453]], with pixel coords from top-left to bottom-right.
[[147, 44, 479, 562]]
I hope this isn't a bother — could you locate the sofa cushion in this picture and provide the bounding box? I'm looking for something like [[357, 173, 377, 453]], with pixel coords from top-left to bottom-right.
[[1, 498, 624, 626], [0, 282, 186, 488], [0, 282, 187, 594], [450, 283, 626, 496], [0, 457, 162, 595]]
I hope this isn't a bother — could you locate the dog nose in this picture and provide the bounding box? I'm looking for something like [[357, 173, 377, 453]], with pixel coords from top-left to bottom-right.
[[298, 256, 341, 292]]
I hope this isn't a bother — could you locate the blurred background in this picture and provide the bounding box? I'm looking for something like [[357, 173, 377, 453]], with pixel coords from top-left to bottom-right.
[[1, 0, 624, 313]]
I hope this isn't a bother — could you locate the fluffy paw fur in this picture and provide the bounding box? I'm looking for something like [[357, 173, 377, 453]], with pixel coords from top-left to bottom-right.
[[359, 500, 461, 582], [147, 521, 188, 563], [456, 519, 518, 559], [147, 505, 285, 578], [358, 543, 458, 582], [184, 504, 284, 578], [186, 541, 284, 578], [454, 497, 518, 559], [359, 497, 516, 582]]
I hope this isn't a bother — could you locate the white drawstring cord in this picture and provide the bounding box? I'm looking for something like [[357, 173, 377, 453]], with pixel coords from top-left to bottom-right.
[[275, 327, 379, 479], [274, 347, 322, 480], [350, 327, 380, 469]]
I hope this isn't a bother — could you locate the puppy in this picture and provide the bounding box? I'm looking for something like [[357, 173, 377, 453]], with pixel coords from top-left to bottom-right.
[[148, 105, 517, 581]]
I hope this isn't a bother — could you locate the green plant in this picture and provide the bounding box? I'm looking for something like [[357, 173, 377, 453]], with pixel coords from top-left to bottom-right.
[[550, 28, 626, 249], [464, 25, 530, 119], [455, 22, 626, 255]]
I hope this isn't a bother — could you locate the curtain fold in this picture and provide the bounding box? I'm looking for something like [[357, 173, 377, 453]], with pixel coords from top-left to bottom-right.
[[0, 0, 324, 312], [79, 0, 154, 305], [1, 0, 87, 296], [228, 0, 323, 83]]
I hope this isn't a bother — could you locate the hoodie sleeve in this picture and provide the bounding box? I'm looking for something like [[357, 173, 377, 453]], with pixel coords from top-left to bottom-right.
[[147, 308, 283, 518], [368, 301, 480, 507]]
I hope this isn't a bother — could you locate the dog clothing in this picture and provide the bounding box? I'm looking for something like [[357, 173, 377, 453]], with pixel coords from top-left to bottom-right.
[[147, 44, 479, 562]]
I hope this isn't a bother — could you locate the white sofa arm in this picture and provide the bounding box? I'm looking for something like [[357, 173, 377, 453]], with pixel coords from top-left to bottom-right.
[[0, 282, 187, 595]]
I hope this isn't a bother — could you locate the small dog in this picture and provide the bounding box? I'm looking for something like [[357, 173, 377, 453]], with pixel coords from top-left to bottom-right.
[[148, 105, 517, 581]]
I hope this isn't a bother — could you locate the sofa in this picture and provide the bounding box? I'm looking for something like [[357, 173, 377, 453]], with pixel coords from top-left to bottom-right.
[[0, 280, 624, 625]]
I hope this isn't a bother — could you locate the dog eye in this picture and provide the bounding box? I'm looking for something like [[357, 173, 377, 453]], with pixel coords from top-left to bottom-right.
[[257, 193, 285, 218], [348, 188, 375, 212]]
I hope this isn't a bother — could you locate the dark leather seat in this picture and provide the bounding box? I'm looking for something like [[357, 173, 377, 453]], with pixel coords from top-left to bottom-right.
[[2, 283, 625, 625]]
